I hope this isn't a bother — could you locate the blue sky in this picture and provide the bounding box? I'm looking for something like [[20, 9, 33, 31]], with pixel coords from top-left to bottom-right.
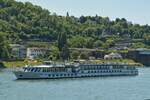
[[16, 0, 150, 25]]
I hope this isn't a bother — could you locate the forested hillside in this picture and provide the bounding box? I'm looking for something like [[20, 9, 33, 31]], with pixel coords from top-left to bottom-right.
[[0, 0, 150, 48]]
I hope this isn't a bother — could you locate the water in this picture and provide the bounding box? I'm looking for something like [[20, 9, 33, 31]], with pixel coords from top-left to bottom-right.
[[0, 68, 150, 100]]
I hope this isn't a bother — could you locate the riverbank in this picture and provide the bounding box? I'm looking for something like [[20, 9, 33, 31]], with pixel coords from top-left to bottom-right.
[[2, 60, 42, 68], [1, 59, 143, 68]]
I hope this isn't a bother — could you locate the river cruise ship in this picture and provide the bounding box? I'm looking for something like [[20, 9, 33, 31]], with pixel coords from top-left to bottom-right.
[[13, 63, 138, 79]]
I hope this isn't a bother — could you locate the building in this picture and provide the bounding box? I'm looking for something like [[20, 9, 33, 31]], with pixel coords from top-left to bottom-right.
[[104, 52, 122, 59], [128, 48, 150, 66], [10, 44, 26, 59], [114, 39, 132, 50], [27, 47, 50, 59]]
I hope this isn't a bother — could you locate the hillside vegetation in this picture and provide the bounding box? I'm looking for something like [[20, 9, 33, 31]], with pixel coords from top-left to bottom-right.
[[0, 0, 150, 43], [0, 0, 150, 60]]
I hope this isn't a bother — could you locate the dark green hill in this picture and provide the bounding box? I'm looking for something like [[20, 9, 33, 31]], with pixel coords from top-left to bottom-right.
[[0, 0, 150, 47]]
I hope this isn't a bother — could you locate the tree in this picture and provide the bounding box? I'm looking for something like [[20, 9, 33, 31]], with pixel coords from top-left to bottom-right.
[[66, 12, 69, 17], [68, 36, 84, 48], [1, 0, 150, 50], [144, 34, 150, 45], [57, 31, 70, 60], [57, 32, 67, 51], [131, 42, 146, 49], [0, 32, 11, 60], [60, 45, 70, 60], [48, 46, 60, 60], [79, 52, 89, 60], [93, 40, 103, 48], [71, 50, 80, 59]]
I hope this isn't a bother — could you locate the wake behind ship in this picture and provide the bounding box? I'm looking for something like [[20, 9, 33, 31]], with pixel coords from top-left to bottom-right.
[[13, 62, 138, 79]]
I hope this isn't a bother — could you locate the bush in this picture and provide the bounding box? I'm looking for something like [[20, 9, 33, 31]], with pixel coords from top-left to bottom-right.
[[0, 62, 5, 68]]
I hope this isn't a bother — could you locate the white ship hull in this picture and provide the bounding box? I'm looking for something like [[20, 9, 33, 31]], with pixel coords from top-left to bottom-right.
[[13, 69, 138, 79]]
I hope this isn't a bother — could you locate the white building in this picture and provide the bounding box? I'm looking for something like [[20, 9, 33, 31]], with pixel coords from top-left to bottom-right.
[[104, 52, 122, 59], [27, 47, 50, 59]]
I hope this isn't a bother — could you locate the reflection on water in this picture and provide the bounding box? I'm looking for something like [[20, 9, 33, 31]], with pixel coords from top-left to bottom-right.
[[0, 68, 150, 100]]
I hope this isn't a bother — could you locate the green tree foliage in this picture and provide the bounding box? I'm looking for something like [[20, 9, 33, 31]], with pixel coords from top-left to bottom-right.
[[58, 32, 67, 50], [79, 52, 89, 60], [144, 34, 150, 45], [93, 40, 103, 48], [68, 36, 87, 48], [131, 42, 147, 49], [60, 45, 70, 60], [57, 32, 70, 60], [0, 0, 150, 49], [0, 62, 5, 68], [48, 46, 60, 60], [39, 46, 60, 60], [50, 46, 60, 60], [0, 32, 11, 60], [70, 50, 80, 59]]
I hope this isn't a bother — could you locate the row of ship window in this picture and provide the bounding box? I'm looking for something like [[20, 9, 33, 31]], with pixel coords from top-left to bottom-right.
[[81, 66, 110, 70], [83, 70, 136, 73], [81, 66, 135, 70], [42, 68, 68, 72], [81, 70, 123, 73], [126, 67, 136, 70], [24, 68, 68, 72], [81, 66, 125, 70], [47, 73, 77, 77], [24, 68, 42, 72], [46, 71, 136, 77]]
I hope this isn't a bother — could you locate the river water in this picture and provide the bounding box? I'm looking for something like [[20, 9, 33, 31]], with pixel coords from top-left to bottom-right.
[[0, 68, 150, 100]]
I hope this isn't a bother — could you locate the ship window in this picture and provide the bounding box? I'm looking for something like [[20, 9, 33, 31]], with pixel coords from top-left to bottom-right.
[[31, 68, 34, 72], [19, 75, 23, 77], [38, 69, 41, 72], [24, 68, 27, 71]]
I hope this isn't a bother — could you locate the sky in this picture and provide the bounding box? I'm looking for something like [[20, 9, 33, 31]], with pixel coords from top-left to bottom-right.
[[16, 0, 150, 25]]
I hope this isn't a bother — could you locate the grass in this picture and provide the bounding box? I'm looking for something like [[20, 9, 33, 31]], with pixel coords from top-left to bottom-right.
[[3, 60, 42, 68], [96, 49, 129, 53]]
